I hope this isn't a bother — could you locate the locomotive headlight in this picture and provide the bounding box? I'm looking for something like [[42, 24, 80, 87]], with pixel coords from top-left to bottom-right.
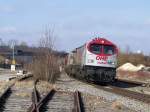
[[88, 59, 94, 63], [107, 60, 115, 65], [111, 62, 115, 65]]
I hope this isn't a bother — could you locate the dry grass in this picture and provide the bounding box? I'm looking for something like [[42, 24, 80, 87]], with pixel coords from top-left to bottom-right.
[[14, 81, 34, 98], [15, 92, 31, 97], [0, 80, 15, 96], [0, 80, 15, 91], [36, 80, 54, 93], [0, 81, 9, 93], [30, 54, 60, 83], [0, 81, 8, 86], [118, 52, 150, 67], [0, 55, 5, 63], [14, 80, 34, 88]]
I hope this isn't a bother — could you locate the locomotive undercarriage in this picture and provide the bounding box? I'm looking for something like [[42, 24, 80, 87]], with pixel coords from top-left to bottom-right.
[[66, 65, 116, 83]]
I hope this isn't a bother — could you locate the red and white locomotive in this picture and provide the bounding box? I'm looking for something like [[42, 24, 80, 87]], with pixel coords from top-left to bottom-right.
[[66, 38, 118, 82]]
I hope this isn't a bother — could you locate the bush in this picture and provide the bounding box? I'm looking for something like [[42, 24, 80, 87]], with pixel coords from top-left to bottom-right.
[[31, 51, 60, 83], [118, 52, 150, 67], [26, 27, 60, 83]]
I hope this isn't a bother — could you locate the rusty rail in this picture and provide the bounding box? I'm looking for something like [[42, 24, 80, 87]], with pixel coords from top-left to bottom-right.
[[36, 89, 55, 111], [116, 78, 150, 87], [73, 76, 150, 104], [30, 81, 39, 112], [29, 80, 55, 112], [29, 80, 85, 112], [0, 75, 34, 112], [108, 85, 150, 103], [73, 91, 84, 112], [0, 74, 33, 101], [90, 83, 150, 104], [0, 84, 13, 101]]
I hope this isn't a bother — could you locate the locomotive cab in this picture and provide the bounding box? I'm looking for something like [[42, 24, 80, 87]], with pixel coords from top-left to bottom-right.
[[86, 38, 117, 67], [89, 44, 116, 56]]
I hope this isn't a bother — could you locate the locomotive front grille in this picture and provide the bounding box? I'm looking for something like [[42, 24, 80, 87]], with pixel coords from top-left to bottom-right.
[[95, 68, 116, 82]]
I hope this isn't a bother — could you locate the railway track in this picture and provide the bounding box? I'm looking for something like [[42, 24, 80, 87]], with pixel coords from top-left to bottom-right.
[[29, 80, 85, 112], [116, 78, 150, 87], [68, 74, 150, 104], [83, 81, 150, 104], [0, 74, 85, 112], [2, 72, 148, 112], [0, 84, 32, 112], [0, 74, 33, 112]]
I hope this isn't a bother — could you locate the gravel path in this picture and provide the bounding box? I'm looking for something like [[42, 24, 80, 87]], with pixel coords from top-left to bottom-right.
[[55, 72, 150, 112]]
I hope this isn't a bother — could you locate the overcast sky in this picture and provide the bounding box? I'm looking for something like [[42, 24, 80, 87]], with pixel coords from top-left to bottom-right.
[[0, 0, 150, 54]]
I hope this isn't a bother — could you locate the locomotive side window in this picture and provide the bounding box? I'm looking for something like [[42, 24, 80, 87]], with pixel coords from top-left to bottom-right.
[[104, 45, 115, 55], [90, 44, 102, 54]]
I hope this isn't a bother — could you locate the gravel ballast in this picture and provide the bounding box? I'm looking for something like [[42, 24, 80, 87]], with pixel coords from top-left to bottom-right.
[[55, 72, 150, 112]]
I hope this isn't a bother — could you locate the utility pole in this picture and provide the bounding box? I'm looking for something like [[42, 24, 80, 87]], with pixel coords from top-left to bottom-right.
[[11, 43, 16, 71], [12, 44, 15, 65]]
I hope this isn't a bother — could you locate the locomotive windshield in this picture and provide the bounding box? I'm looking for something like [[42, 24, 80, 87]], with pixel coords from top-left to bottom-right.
[[90, 44, 102, 54], [103, 45, 115, 55]]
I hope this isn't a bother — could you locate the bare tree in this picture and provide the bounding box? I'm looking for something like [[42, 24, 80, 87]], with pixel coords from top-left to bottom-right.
[[0, 38, 5, 46], [20, 41, 28, 47], [30, 27, 60, 83], [0, 38, 3, 46], [39, 26, 56, 49]]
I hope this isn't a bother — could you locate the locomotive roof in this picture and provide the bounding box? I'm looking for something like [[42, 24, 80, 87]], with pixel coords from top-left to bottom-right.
[[90, 38, 116, 46], [71, 38, 117, 53]]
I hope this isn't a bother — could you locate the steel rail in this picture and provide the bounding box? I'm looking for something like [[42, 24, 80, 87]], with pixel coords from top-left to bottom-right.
[[37, 89, 55, 110], [29, 80, 55, 112], [89, 82, 150, 104], [73, 91, 84, 112], [108, 85, 150, 103], [30, 82, 39, 112], [70, 75, 150, 104], [116, 78, 150, 87], [0, 84, 13, 101], [0, 75, 34, 112], [0, 74, 33, 101]]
